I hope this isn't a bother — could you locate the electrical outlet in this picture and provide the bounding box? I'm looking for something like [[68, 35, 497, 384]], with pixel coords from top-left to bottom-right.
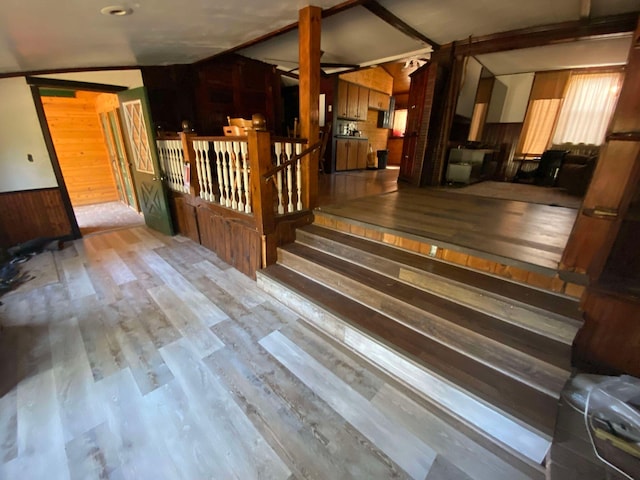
[[328, 104, 332, 112], [429, 245, 438, 257]]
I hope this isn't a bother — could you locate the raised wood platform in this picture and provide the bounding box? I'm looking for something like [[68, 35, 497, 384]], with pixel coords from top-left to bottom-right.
[[257, 197, 585, 477]]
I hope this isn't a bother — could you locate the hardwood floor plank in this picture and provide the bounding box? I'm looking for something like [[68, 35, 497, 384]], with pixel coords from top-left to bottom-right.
[[260, 330, 436, 480], [65, 421, 122, 480], [371, 383, 532, 480], [136, 249, 229, 327], [0, 388, 18, 464], [207, 321, 411, 480], [50, 315, 106, 442], [10, 369, 69, 480], [160, 338, 291, 480], [95, 368, 182, 480], [61, 256, 96, 300], [96, 248, 136, 286], [147, 284, 224, 358], [143, 380, 240, 480], [109, 299, 174, 395], [75, 297, 127, 382]]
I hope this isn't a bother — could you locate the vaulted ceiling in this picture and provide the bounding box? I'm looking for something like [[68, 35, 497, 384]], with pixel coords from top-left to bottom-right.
[[0, 0, 638, 76]]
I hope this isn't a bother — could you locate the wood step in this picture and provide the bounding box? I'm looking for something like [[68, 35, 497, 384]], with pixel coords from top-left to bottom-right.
[[281, 241, 571, 382], [276, 244, 567, 439], [298, 224, 582, 324], [257, 264, 552, 468]]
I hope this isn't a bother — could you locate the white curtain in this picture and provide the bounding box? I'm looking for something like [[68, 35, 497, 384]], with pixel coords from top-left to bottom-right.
[[552, 72, 623, 145]]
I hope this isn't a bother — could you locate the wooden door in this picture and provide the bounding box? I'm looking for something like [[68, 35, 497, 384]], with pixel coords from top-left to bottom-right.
[[337, 81, 349, 118], [118, 87, 174, 236], [108, 111, 139, 211], [357, 87, 369, 120], [336, 139, 349, 171], [399, 66, 429, 183], [98, 112, 127, 204]]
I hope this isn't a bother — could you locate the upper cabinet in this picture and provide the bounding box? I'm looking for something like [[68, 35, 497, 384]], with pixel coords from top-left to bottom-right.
[[369, 90, 390, 111], [337, 80, 369, 120]]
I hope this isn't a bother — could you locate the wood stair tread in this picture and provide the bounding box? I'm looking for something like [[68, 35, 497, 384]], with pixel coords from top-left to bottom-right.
[[300, 224, 581, 322], [281, 241, 571, 384], [259, 264, 558, 438]]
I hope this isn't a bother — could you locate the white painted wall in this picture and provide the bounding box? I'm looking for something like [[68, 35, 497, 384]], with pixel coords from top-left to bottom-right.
[[0, 77, 58, 192], [496, 73, 534, 123], [456, 57, 483, 119], [37, 70, 143, 89], [0, 69, 142, 193]]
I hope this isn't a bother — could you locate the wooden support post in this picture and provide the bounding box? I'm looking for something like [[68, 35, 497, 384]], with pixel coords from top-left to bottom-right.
[[180, 132, 199, 198], [298, 5, 321, 210], [247, 129, 276, 266]]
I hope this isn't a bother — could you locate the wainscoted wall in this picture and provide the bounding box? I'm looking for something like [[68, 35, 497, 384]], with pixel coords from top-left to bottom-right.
[[42, 91, 118, 206], [0, 188, 74, 248]]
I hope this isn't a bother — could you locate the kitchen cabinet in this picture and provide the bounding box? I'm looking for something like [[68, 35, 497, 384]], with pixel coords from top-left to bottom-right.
[[337, 80, 369, 120], [335, 138, 368, 171], [368, 90, 390, 111]]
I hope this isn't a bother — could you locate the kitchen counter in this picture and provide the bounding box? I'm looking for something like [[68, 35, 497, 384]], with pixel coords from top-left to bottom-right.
[[335, 135, 368, 140]]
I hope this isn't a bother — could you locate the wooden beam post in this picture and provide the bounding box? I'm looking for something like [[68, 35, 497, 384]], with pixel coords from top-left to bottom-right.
[[298, 5, 321, 210], [247, 129, 276, 266]]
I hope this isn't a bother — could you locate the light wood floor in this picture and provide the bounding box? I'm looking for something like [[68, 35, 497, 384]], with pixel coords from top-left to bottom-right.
[[317, 186, 578, 271], [0, 226, 533, 480]]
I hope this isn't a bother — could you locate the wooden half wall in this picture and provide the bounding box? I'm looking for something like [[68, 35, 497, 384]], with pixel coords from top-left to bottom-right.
[[0, 188, 74, 248]]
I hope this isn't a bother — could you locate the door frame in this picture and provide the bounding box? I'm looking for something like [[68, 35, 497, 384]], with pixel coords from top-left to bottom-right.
[[27, 76, 128, 239]]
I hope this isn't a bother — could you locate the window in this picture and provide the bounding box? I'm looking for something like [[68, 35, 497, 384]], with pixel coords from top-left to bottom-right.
[[552, 72, 623, 145], [392, 109, 407, 137], [518, 99, 562, 156], [517, 71, 623, 157]]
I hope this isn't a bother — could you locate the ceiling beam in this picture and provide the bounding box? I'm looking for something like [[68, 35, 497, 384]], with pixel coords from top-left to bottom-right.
[[452, 13, 637, 57], [195, 0, 367, 64], [361, 0, 440, 49]]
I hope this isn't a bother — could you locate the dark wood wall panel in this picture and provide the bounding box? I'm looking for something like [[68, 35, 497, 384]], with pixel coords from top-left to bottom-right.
[[481, 122, 523, 179], [0, 188, 73, 248], [196, 205, 261, 278]]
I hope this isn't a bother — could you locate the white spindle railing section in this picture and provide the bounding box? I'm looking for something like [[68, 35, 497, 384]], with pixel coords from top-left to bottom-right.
[[272, 140, 304, 215], [192, 140, 215, 202], [156, 139, 188, 193], [191, 139, 251, 214]]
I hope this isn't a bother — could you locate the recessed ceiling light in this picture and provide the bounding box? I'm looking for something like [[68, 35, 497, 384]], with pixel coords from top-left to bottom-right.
[[100, 5, 133, 16]]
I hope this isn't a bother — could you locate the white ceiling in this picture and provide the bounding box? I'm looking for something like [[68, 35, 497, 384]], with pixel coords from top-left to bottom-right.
[[0, 0, 638, 76]]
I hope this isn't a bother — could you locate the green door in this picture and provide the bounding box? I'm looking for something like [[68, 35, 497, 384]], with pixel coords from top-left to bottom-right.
[[117, 87, 174, 236]]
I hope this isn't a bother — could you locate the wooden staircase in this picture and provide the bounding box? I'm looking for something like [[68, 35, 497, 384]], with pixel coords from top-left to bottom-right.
[[257, 214, 583, 477]]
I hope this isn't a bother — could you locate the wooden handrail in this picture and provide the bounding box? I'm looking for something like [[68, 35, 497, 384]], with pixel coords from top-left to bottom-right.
[[263, 140, 322, 181]]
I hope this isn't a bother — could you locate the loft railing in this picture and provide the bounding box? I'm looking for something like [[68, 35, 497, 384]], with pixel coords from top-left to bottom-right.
[[156, 138, 189, 193]]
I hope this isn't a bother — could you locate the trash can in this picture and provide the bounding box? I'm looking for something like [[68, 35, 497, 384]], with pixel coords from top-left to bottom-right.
[[376, 150, 388, 169]]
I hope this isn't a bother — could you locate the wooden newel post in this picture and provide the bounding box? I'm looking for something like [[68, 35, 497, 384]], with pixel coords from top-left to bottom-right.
[[299, 5, 321, 209], [180, 131, 199, 198], [248, 129, 276, 266]]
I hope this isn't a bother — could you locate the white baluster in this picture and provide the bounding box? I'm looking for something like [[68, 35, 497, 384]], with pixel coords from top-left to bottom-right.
[[170, 141, 179, 190], [233, 142, 244, 212], [274, 142, 284, 214], [221, 142, 231, 208], [227, 141, 237, 210], [202, 142, 212, 202], [241, 142, 251, 214], [213, 141, 224, 205], [296, 143, 303, 211], [175, 140, 187, 192], [286, 142, 294, 213], [193, 141, 205, 199]]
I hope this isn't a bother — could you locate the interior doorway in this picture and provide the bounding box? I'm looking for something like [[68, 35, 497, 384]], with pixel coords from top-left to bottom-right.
[[37, 86, 143, 236]]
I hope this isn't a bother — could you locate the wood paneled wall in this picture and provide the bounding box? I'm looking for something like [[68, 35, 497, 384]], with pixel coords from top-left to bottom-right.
[[357, 109, 390, 155], [340, 67, 393, 95], [42, 91, 118, 206], [481, 122, 524, 179], [0, 188, 73, 248]]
